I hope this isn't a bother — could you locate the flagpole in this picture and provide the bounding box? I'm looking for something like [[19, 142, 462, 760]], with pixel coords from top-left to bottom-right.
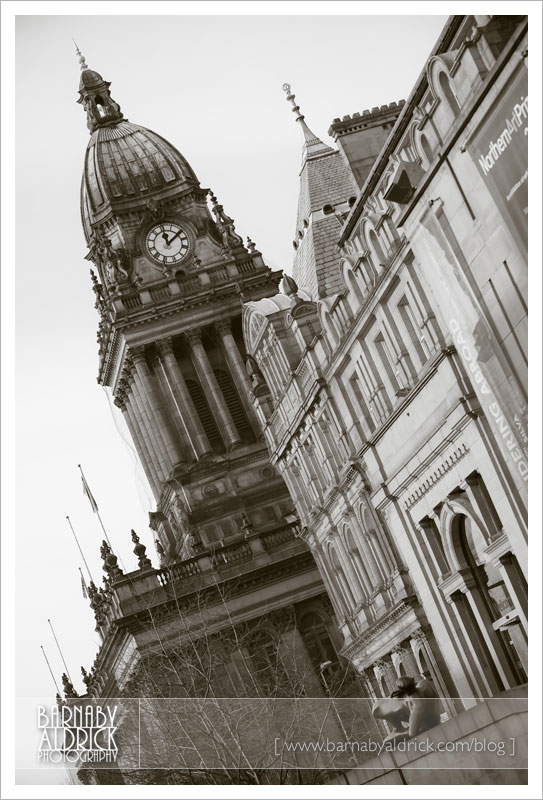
[[78, 464, 113, 549], [79, 567, 88, 599], [96, 509, 113, 550], [48, 619, 72, 684], [66, 515, 94, 583], [40, 645, 61, 695]]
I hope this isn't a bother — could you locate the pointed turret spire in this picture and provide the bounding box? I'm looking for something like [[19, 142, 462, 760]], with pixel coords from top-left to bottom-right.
[[75, 46, 124, 133], [283, 83, 357, 300], [282, 83, 333, 162]]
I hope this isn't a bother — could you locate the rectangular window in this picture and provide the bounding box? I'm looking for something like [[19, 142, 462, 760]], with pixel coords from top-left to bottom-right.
[[375, 332, 403, 393], [398, 294, 431, 365], [358, 343, 391, 421], [348, 372, 376, 432]]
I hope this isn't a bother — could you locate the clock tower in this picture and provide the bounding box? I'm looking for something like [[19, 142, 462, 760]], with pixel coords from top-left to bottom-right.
[[77, 46, 293, 556], [75, 49, 344, 741]]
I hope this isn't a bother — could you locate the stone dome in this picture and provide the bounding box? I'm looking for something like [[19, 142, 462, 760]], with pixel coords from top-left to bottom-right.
[[80, 121, 199, 240], [79, 69, 105, 91]]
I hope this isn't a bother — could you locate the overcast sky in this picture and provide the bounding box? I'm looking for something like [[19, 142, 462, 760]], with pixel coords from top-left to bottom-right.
[[13, 8, 447, 783]]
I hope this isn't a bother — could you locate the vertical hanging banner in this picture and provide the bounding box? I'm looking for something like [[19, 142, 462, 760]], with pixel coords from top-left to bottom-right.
[[468, 65, 528, 253], [411, 211, 528, 503]]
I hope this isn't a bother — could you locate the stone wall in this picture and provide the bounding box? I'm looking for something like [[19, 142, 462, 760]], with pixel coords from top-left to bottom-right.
[[327, 685, 527, 785]]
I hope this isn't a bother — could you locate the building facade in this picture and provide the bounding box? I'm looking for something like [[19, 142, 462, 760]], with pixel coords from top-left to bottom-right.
[[66, 13, 528, 786], [243, 14, 528, 711]]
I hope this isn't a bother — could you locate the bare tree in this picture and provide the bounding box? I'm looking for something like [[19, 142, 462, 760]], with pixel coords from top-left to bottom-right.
[[77, 574, 378, 786]]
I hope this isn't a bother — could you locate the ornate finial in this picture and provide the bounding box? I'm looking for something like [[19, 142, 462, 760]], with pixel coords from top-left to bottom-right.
[[282, 82, 332, 160], [73, 40, 88, 72], [246, 236, 256, 254], [100, 540, 123, 580], [283, 82, 304, 122], [281, 274, 299, 297], [131, 529, 152, 570], [62, 672, 79, 699], [100, 540, 111, 561], [81, 666, 91, 688], [207, 190, 242, 250]]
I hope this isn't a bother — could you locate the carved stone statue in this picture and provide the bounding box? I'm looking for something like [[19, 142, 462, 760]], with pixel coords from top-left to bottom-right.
[[172, 495, 203, 552], [372, 676, 441, 741]]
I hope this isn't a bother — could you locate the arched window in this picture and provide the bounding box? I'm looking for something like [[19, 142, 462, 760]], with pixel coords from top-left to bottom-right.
[[438, 71, 460, 115], [94, 95, 106, 117], [368, 228, 387, 268], [379, 674, 391, 697], [449, 515, 527, 687], [345, 528, 371, 598], [329, 544, 356, 610], [419, 133, 433, 166]]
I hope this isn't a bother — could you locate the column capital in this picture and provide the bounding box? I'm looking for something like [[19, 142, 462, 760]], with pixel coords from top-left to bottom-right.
[[184, 329, 202, 347], [121, 353, 134, 379], [215, 319, 232, 336], [113, 391, 126, 410], [130, 345, 147, 365], [156, 336, 174, 357]]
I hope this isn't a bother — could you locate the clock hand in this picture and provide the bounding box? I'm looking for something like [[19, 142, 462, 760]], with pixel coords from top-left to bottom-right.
[[161, 232, 171, 246], [168, 229, 185, 245]]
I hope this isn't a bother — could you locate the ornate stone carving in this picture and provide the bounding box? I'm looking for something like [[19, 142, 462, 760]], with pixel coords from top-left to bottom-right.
[[184, 329, 202, 347], [142, 197, 165, 223], [131, 529, 152, 570], [155, 336, 174, 357], [61, 673, 79, 699], [215, 319, 232, 336], [209, 190, 243, 250], [100, 540, 123, 580]]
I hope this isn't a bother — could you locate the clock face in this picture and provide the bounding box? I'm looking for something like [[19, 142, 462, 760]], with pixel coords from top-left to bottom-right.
[[145, 223, 190, 266]]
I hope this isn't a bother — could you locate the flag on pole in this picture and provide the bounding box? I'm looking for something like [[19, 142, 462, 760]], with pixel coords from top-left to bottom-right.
[[79, 465, 98, 513]]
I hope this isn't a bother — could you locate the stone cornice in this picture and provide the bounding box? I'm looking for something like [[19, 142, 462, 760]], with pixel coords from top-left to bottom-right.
[[340, 596, 420, 660]]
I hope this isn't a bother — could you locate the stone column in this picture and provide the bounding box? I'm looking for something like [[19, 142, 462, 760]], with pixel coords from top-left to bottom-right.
[[362, 502, 397, 578], [495, 551, 528, 625], [151, 350, 192, 465], [356, 531, 382, 591], [156, 337, 212, 458], [418, 516, 450, 577], [463, 582, 517, 688], [184, 329, 241, 449], [446, 589, 502, 696], [333, 529, 367, 607], [130, 348, 182, 471], [215, 320, 260, 430], [125, 364, 168, 484], [314, 543, 347, 625], [114, 388, 159, 501], [460, 474, 503, 541]]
